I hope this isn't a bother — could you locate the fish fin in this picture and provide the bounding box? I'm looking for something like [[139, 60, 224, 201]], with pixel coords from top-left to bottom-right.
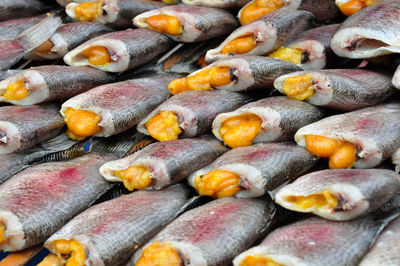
[[17, 14, 62, 51], [39, 133, 78, 152], [176, 195, 212, 216], [373, 193, 400, 221]]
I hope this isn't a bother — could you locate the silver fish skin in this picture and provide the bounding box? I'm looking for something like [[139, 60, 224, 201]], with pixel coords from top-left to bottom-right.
[[181, 0, 251, 9], [275, 169, 400, 221], [67, 0, 166, 29], [0, 0, 56, 22], [64, 29, 174, 72], [0, 153, 27, 184], [188, 142, 318, 198], [331, 0, 400, 59], [0, 15, 62, 70], [295, 103, 400, 168], [133, 5, 239, 43], [206, 9, 314, 63], [100, 136, 228, 189], [359, 216, 400, 265], [0, 153, 118, 252], [0, 65, 113, 105], [213, 96, 325, 144], [282, 24, 340, 70], [233, 215, 386, 266], [45, 184, 191, 266], [187, 56, 301, 92], [0, 14, 47, 41], [274, 69, 395, 111], [0, 70, 22, 81], [0, 104, 64, 154], [61, 74, 179, 137], [137, 90, 253, 138], [130, 197, 275, 266], [33, 22, 114, 60]]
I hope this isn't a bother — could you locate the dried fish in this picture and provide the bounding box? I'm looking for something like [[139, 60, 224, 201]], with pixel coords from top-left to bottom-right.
[[0, 14, 47, 41], [0, 0, 57, 22], [181, 0, 251, 9]]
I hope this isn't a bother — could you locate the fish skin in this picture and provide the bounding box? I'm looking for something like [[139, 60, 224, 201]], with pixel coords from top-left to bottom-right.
[[0, 104, 65, 154], [213, 96, 325, 144], [233, 215, 386, 266], [61, 74, 179, 137], [0, 154, 28, 184], [274, 69, 395, 111], [0, 14, 47, 41], [206, 9, 314, 62], [275, 169, 400, 221], [133, 5, 239, 43], [295, 103, 400, 168], [0, 153, 118, 252], [0, 15, 62, 70], [0, 65, 113, 105], [130, 197, 275, 266], [0, 70, 22, 81], [181, 0, 251, 9], [188, 142, 318, 198], [360, 216, 400, 265], [100, 136, 228, 189], [331, 0, 400, 58], [64, 29, 174, 72], [137, 90, 254, 138], [0, 0, 57, 22], [45, 184, 191, 266]]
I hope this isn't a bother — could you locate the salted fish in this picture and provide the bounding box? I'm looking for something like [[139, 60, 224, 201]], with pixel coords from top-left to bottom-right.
[[64, 29, 173, 72], [0, 14, 47, 41], [276, 169, 400, 221], [66, 0, 166, 29], [0, 153, 118, 252], [137, 90, 253, 140], [181, 0, 251, 9], [133, 5, 238, 43], [100, 136, 228, 191], [213, 96, 325, 146], [295, 103, 400, 168], [0, 15, 62, 70], [44, 184, 191, 266], [32, 22, 113, 60], [188, 142, 318, 198], [0, 104, 64, 154], [331, 0, 400, 59], [274, 69, 395, 111], [130, 197, 275, 266], [0, 0, 56, 22], [205, 9, 314, 63], [233, 215, 391, 266], [0, 65, 113, 105]]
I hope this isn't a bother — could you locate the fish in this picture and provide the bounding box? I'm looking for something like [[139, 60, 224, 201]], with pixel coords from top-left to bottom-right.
[[205, 9, 314, 63], [336, 0, 383, 16], [31, 22, 114, 60], [269, 24, 340, 70], [275, 169, 400, 221], [0, 70, 22, 81], [167, 56, 301, 95], [133, 5, 238, 43], [212, 96, 325, 149], [100, 136, 228, 191], [392, 64, 400, 89], [130, 197, 275, 266], [181, 0, 252, 9], [274, 69, 396, 111], [56, 0, 96, 7], [295, 103, 400, 169], [66, 0, 166, 29], [238, 0, 338, 25], [359, 215, 400, 265], [43, 184, 192, 266], [0, 65, 113, 105], [393, 147, 400, 172], [233, 215, 391, 266], [60, 73, 179, 140], [137, 90, 253, 142], [64, 29, 174, 72], [0, 0, 57, 22], [0, 104, 65, 154], [188, 142, 318, 198], [0, 152, 118, 252], [0, 14, 47, 41], [0, 14, 62, 70], [331, 0, 400, 59]]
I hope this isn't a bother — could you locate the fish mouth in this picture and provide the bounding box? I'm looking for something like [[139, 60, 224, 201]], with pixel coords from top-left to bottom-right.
[[66, 0, 118, 24], [0, 210, 25, 252], [348, 37, 390, 52], [234, 246, 307, 266]]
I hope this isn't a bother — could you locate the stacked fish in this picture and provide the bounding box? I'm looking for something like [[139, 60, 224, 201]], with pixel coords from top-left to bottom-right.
[[0, 0, 399, 265]]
